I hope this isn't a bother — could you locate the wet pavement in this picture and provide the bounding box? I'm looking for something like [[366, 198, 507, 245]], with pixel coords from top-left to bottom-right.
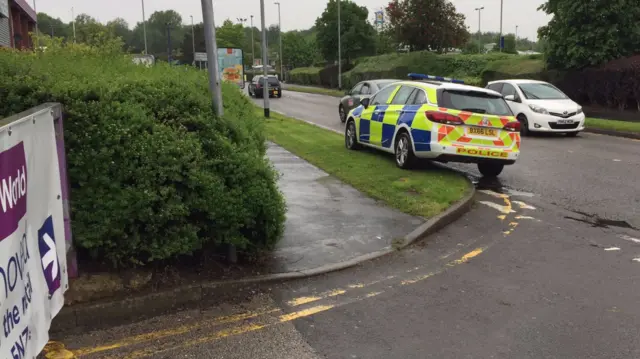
[[266, 143, 423, 273]]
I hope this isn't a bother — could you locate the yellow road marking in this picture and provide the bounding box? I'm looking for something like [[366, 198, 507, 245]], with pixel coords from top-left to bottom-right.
[[497, 214, 506, 220], [71, 248, 489, 358], [287, 289, 346, 306], [73, 308, 280, 356], [43, 341, 76, 359]]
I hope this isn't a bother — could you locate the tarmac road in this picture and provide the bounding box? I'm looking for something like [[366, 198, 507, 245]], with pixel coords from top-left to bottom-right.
[[53, 189, 640, 358], [250, 88, 640, 230]]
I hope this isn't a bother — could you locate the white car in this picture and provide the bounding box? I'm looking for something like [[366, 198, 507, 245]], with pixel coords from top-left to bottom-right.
[[486, 79, 585, 137]]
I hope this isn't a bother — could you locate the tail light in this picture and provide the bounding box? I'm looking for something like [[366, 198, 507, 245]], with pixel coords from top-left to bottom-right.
[[503, 121, 521, 132], [425, 111, 464, 125], [255, 83, 261, 88]]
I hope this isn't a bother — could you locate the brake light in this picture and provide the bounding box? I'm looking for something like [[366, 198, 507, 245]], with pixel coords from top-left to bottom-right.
[[425, 111, 464, 125], [503, 121, 521, 132], [256, 83, 261, 88]]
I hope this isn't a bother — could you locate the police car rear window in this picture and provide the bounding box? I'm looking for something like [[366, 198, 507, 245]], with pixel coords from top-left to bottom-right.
[[439, 90, 512, 116]]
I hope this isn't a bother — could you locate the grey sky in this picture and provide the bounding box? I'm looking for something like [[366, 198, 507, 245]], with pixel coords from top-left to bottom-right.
[[37, 0, 550, 40]]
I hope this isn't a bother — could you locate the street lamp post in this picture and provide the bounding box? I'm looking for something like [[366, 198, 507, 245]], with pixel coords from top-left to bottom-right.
[[166, 24, 172, 64], [71, 7, 76, 43], [499, 0, 503, 51], [515, 25, 518, 49], [200, 0, 224, 117], [32, 0, 38, 49], [259, 0, 270, 117], [274, 2, 283, 81], [141, 0, 148, 54], [250, 15, 255, 66], [191, 16, 196, 64], [474, 7, 484, 34], [338, 0, 342, 89]]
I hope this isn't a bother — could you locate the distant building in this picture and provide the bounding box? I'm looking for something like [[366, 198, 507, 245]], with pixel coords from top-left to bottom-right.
[[0, 0, 36, 49]]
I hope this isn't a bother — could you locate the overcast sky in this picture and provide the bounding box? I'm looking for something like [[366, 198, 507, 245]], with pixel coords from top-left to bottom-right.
[[36, 0, 550, 40]]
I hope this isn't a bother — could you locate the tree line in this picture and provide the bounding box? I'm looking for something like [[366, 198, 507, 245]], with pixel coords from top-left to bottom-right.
[[37, 0, 545, 71]]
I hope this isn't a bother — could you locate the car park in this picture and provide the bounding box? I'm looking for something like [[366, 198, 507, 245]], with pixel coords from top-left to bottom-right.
[[344, 73, 521, 178], [339, 79, 400, 122], [486, 79, 585, 136], [248, 75, 282, 98]]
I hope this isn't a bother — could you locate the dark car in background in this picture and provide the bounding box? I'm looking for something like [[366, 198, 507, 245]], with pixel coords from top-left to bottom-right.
[[339, 79, 400, 122], [248, 75, 282, 98]]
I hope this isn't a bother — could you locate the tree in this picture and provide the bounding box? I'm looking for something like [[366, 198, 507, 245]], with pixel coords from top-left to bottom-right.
[[386, 0, 469, 52], [74, 14, 106, 45], [106, 18, 133, 50], [538, 0, 640, 69], [216, 19, 246, 48], [37, 13, 70, 39], [145, 10, 185, 57], [282, 31, 317, 68], [315, 0, 376, 63]]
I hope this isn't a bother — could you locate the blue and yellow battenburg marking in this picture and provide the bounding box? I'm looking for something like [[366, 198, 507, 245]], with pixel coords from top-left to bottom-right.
[[349, 78, 521, 158]]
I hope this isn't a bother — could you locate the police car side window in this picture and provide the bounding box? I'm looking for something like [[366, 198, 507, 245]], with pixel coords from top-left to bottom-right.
[[410, 90, 427, 104], [391, 86, 415, 104], [370, 85, 397, 105]]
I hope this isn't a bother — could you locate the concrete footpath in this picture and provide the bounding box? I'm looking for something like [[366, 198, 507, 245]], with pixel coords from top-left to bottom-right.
[[265, 142, 424, 273]]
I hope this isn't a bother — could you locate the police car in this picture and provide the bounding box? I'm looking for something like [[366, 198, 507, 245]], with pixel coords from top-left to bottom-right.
[[344, 74, 521, 178]]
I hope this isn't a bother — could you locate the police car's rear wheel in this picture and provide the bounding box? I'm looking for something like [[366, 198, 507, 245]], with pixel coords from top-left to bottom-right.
[[339, 105, 346, 123], [395, 132, 416, 169], [345, 120, 360, 150], [478, 163, 504, 178]]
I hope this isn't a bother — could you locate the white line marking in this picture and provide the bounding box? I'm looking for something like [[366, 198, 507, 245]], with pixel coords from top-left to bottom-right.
[[604, 247, 620, 251], [478, 201, 516, 213], [515, 215, 535, 220], [619, 235, 640, 244], [633, 258, 640, 262], [512, 201, 536, 210], [613, 159, 621, 162]]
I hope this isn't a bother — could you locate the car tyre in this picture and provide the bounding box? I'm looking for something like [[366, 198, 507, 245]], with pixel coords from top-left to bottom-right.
[[394, 131, 416, 169], [345, 120, 361, 150], [517, 114, 530, 136], [566, 131, 579, 137], [339, 105, 347, 123], [478, 163, 504, 178]]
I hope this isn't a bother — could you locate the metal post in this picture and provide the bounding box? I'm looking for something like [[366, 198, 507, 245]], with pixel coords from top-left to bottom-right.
[[141, 0, 148, 54], [515, 25, 518, 50], [499, 0, 503, 51], [191, 15, 196, 65], [71, 7, 76, 43], [50, 24, 53, 37], [475, 7, 483, 34], [167, 24, 172, 64], [260, 0, 269, 117], [275, 2, 283, 81], [338, 0, 341, 89], [201, 0, 224, 117], [33, 0, 38, 49], [250, 15, 255, 66]]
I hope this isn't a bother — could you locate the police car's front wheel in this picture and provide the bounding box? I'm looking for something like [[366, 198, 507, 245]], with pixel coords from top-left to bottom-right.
[[395, 132, 416, 169], [345, 120, 360, 150], [478, 163, 504, 178]]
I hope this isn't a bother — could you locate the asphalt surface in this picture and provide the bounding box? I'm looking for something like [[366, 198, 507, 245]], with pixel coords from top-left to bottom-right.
[[252, 88, 640, 230], [46, 88, 640, 358]]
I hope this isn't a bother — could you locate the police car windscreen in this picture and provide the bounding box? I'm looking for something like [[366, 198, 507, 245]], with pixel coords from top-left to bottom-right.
[[440, 90, 512, 116]]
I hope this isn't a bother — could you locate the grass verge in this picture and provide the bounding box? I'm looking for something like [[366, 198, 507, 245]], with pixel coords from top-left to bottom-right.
[[285, 85, 344, 97], [586, 118, 640, 134], [263, 111, 470, 218]]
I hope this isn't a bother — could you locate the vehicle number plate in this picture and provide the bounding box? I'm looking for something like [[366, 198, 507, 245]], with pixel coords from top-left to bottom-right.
[[274, 91, 278, 95], [557, 119, 573, 124], [468, 127, 497, 136]]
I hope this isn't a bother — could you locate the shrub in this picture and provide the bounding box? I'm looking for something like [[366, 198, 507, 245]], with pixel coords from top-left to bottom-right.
[[288, 67, 322, 85], [0, 44, 286, 267]]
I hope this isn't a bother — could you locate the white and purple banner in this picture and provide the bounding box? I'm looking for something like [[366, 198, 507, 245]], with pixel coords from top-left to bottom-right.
[[0, 110, 68, 359]]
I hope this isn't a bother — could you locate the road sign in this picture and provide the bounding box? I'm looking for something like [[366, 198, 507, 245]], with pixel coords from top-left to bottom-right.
[[194, 52, 208, 62], [374, 10, 384, 25]]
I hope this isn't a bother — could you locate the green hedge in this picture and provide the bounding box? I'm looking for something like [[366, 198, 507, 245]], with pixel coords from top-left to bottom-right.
[[288, 66, 323, 86], [288, 52, 535, 89], [0, 45, 286, 267]]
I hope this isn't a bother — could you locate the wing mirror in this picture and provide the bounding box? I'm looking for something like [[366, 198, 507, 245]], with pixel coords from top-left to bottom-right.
[[504, 94, 520, 103], [360, 97, 370, 109]]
